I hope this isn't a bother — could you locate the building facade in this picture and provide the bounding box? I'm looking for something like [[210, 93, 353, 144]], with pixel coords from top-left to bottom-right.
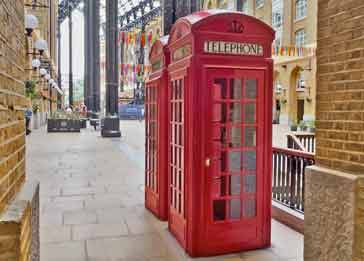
[[25, 0, 62, 125], [204, 0, 317, 125], [0, 1, 41, 260], [305, 0, 364, 260]]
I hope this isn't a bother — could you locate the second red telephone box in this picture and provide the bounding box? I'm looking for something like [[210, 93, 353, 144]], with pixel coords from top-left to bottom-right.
[[167, 11, 275, 256], [145, 36, 170, 221]]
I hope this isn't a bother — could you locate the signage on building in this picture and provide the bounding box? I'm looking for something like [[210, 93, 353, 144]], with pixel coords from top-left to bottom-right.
[[204, 41, 263, 56], [151, 59, 163, 72], [172, 44, 192, 62]]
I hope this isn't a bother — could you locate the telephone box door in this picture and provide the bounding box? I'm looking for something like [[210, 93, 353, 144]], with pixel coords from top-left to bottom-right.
[[206, 68, 266, 249]]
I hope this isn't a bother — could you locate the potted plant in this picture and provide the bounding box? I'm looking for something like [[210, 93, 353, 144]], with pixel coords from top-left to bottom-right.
[[306, 120, 315, 133], [25, 80, 37, 99], [290, 120, 298, 132], [298, 120, 307, 132]]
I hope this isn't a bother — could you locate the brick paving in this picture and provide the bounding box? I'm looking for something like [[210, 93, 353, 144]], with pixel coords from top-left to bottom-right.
[[26, 121, 302, 261]]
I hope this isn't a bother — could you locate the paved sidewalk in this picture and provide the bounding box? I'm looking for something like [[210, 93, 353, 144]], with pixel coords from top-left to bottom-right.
[[26, 121, 302, 261]]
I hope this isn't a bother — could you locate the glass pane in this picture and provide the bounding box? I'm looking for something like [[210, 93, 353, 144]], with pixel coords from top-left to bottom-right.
[[230, 103, 242, 123], [243, 151, 256, 171], [244, 174, 256, 193], [230, 127, 241, 147], [245, 79, 257, 99], [213, 103, 227, 123], [244, 103, 256, 123], [213, 200, 226, 221], [243, 199, 256, 218], [214, 79, 227, 99], [244, 127, 256, 147], [230, 175, 241, 195], [229, 151, 241, 172], [230, 199, 241, 220], [230, 79, 242, 99]]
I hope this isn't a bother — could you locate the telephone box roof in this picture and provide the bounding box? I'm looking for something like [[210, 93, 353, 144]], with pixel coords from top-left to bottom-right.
[[168, 10, 275, 45], [159, 35, 169, 46]]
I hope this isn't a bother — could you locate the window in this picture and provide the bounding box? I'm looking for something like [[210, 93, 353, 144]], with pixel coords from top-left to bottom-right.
[[295, 29, 305, 47], [256, 0, 264, 8], [295, 0, 307, 20], [242, 0, 248, 13], [272, 0, 283, 46]]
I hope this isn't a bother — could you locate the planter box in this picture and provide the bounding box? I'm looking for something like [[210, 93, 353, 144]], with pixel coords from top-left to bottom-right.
[[47, 119, 81, 133], [80, 119, 87, 129]]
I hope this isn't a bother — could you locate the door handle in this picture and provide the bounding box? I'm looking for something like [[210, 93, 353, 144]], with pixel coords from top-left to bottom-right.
[[205, 158, 211, 167]]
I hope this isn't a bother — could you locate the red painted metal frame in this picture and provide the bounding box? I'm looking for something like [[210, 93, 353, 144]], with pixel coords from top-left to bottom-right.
[[166, 10, 275, 257], [145, 36, 170, 221]]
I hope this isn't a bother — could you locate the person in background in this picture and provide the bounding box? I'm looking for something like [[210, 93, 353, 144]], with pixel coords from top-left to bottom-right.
[[25, 108, 32, 135], [66, 107, 73, 113]]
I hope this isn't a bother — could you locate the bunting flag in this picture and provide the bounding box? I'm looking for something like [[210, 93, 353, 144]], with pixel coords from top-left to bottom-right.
[[118, 63, 152, 83], [272, 45, 316, 57], [118, 31, 160, 48]]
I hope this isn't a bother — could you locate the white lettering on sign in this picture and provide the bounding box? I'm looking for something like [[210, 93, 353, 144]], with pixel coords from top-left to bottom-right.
[[204, 41, 264, 56]]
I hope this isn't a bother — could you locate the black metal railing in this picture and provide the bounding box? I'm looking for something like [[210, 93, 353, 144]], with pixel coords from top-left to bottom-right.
[[272, 147, 315, 213]]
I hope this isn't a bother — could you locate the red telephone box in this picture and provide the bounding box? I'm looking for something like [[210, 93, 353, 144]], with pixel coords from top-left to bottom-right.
[[145, 36, 170, 221], [167, 11, 275, 257]]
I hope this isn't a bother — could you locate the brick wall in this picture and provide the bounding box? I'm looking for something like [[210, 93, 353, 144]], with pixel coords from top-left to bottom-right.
[[0, 1, 27, 214], [316, 0, 364, 174]]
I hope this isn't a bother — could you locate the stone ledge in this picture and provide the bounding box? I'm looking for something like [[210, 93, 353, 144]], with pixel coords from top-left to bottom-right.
[[304, 165, 364, 261], [0, 181, 40, 261]]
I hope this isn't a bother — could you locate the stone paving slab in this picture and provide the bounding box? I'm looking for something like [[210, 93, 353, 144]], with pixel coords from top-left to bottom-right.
[[26, 121, 302, 261]]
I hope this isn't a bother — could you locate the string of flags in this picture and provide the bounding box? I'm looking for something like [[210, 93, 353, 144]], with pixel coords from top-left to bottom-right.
[[118, 31, 160, 47], [100, 63, 152, 73], [119, 64, 152, 83], [272, 45, 316, 57]]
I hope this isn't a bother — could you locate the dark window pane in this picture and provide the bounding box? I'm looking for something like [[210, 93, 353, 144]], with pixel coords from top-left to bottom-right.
[[221, 151, 227, 172], [243, 151, 256, 171], [245, 79, 257, 99], [230, 79, 242, 99], [244, 174, 256, 193], [229, 151, 241, 172], [230, 127, 241, 147], [243, 199, 256, 218], [213, 200, 226, 221], [244, 127, 256, 147], [230, 103, 242, 123], [230, 175, 241, 195], [230, 199, 241, 220], [244, 103, 256, 123]]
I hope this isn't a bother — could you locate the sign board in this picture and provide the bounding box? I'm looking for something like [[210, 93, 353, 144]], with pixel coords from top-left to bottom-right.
[[204, 41, 263, 56]]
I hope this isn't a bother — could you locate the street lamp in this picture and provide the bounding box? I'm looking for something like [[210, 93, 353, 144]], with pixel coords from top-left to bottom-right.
[[39, 68, 47, 77], [45, 73, 51, 81], [34, 39, 48, 56], [31, 58, 41, 70], [49, 79, 55, 86], [25, 14, 39, 36]]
